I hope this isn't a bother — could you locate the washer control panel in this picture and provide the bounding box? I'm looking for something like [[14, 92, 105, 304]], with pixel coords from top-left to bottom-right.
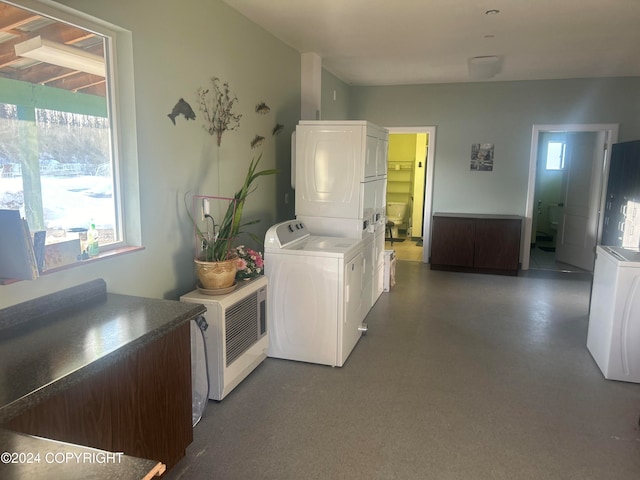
[[265, 220, 310, 249]]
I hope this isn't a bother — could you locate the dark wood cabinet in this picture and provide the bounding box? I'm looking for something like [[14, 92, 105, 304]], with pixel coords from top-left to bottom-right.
[[429, 216, 475, 267], [2, 322, 192, 470], [430, 214, 522, 275]]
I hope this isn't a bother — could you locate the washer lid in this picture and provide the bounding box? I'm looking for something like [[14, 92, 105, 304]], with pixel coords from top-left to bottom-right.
[[269, 235, 363, 259], [265, 219, 363, 258], [599, 246, 640, 266], [291, 235, 362, 252]]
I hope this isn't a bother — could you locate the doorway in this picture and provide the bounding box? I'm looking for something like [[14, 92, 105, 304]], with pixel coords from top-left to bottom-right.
[[523, 124, 619, 271], [386, 126, 436, 263]]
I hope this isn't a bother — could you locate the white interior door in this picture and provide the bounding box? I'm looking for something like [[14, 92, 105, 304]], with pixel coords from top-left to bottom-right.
[[555, 131, 606, 271]]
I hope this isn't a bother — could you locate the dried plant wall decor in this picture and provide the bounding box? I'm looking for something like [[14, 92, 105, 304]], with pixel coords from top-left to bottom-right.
[[197, 77, 242, 146]]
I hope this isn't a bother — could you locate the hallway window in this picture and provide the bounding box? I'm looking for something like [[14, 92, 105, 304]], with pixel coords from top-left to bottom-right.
[[546, 141, 566, 170]]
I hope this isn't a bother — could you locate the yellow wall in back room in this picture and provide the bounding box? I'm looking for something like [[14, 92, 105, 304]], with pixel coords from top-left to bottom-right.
[[387, 134, 417, 236], [387, 134, 415, 210], [388, 134, 416, 161]]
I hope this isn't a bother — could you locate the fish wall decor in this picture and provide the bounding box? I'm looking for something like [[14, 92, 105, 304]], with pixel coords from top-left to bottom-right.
[[167, 98, 196, 125], [250, 135, 265, 149], [255, 102, 271, 115], [272, 123, 284, 136]]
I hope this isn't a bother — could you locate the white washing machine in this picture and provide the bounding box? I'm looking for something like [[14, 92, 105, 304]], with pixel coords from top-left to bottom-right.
[[587, 246, 640, 383], [264, 220, 365, 367]]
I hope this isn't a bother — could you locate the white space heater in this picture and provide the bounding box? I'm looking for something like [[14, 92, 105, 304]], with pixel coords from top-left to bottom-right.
[[181, 276, 268, 401]]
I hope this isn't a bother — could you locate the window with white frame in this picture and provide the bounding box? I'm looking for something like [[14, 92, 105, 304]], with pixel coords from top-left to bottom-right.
[[0, 0, 140, 257]]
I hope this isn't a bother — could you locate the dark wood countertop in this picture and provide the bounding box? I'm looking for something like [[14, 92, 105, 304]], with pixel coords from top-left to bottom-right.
[[0, 429, 166, 480], [0, 280, 206, 424]]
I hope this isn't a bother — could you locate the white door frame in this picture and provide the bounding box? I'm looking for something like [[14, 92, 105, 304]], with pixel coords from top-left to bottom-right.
[[523, 123, 618, 270], [386, 126, 437, 263]]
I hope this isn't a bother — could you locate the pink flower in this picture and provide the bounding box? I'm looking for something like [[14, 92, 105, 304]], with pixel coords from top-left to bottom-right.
[[255, 255, 264, 268], [236, 258, 247, 270]]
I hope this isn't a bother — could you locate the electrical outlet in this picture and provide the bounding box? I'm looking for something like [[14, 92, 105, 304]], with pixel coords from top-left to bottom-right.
[[202, 198, 210, 221]]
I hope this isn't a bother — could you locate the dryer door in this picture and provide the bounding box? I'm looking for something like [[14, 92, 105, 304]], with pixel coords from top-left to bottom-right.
[[295, 125, 363, 218]]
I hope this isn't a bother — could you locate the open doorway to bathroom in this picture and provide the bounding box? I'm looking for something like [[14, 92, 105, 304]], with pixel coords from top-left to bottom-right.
[[525, 124, 618, 272], [385, 127, 436, 263], [530, 131, 578, 271]]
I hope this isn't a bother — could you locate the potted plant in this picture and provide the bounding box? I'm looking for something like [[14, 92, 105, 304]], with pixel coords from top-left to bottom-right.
[[186, 154, 276, 290]]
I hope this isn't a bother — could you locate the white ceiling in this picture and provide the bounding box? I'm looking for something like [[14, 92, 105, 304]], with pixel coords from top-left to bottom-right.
[[222, 0, 640, 86]]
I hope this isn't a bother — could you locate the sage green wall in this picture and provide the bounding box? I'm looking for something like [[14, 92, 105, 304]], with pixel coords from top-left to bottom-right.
[[321, 69, 351, 120], [350, 77, 640, 216], [1, 0, 300, 307]]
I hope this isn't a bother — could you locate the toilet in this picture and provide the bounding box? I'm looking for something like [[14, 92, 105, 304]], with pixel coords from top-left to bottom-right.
[[387, 202, 408, 238], [548, 204, 562, 238]]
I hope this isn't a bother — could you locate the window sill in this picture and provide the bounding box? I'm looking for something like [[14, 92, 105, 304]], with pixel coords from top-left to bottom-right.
[[43, 245, 145, 275], [0, 245, 145, 285]]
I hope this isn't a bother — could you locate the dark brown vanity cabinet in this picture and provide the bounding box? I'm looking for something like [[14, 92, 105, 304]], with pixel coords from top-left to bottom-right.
[[430, 214, 522, 275]]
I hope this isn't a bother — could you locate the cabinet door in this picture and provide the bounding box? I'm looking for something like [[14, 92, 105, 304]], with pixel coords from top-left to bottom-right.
[[1, 322, 192, 471], [111, 321, 192, 470], [430, 217, 475, 267], [474, 219, 521, 271], [2, 363, 113, 451]]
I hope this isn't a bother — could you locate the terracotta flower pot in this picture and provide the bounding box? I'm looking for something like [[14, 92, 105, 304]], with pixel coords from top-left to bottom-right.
[[194, 258, 237, 289]]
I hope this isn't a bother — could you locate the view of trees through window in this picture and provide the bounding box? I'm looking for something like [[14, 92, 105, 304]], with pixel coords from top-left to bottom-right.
[[0, 103, 117, 247]]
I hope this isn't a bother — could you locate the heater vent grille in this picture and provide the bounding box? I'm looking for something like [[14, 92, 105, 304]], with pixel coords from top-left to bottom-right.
[[225, 291, 259, 366]]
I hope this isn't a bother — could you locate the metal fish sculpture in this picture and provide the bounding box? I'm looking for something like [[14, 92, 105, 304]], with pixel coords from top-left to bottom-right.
[[272, 123, 284, 136], [250, 135, 265, 149], [167, 98, 196, 125], [255, 102, 270, 115]]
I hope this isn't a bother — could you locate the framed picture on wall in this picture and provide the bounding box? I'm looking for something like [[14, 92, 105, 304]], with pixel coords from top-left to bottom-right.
[[471, 143, 494, 171]]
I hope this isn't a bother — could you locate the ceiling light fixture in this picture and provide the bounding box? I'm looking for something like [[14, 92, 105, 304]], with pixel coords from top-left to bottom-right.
[[468, 56, 502, 79], [485, 9, 500, 15], [14, 36, 105, 77]]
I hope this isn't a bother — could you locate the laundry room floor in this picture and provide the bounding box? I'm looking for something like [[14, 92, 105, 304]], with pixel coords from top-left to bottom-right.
[[385, 236, 423, 261], [165, 261, 640, 480]]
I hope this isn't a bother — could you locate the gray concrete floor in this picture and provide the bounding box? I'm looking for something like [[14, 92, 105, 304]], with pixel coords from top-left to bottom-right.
[[167, 261, 640, 480]]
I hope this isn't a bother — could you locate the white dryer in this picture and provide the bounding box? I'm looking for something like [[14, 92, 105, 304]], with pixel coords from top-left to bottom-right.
[[264, 220, 365, 367]]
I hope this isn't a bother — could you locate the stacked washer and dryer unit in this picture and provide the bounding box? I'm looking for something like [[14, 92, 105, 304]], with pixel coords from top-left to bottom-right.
[[265, 120, 388, 367]]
